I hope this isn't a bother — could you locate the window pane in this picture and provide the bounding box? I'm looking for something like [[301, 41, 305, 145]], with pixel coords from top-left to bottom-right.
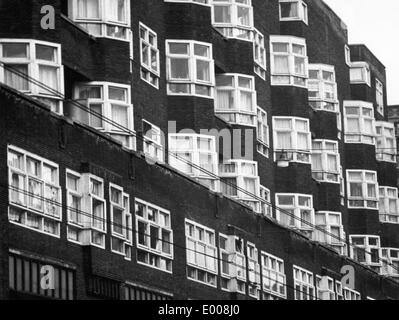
[[280, 2, 298, 18], [36, 45, 56, 62], [170, 58, 189, 79], [2, 43, 28, 58], [77, 0, 100, 19], [214, 5, 231, 23], [4, 64, 29, 91]]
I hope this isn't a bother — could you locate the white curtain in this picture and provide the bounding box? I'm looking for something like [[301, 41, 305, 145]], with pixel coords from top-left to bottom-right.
[[280, 2, 298, 18], [274, 56, 289, 74], [107, 0, 125, 22], [297, 133, 309, 150], [312, 154, 322, 171], [196, 60, 210, 82], [11, 173, 25, 205], [237, 6, 250, 26], [170, 58, 189, 79], [221, 178, 237, 196], [350, 182, 363, 197], [111, 104, 128, 128], [28, 179, 43, 211], [294, 57, 305, 75], [216, 90, 234, 110], [240, 91, 252, 111], [276, 132, 291, 150], [5, 65, 29, 91], [214, 5, 231, 23], [77, 0, 100, 19], [347, 118, 360, 132], [89, 103, 103, 128], [327, 154, 337, 172], [243, 178, 256, 194], [92, 199, 104, 230], [39, 65, 58, 92]]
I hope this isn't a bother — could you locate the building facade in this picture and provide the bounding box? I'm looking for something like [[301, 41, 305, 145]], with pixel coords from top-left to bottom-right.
[[0, 0, 399, 300]]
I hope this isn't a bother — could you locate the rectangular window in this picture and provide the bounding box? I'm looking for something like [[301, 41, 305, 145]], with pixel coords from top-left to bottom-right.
[[344, 101, 376, 145], [253, 29, 266, 79], [143, 120, 164, 163], [376, 78, 384, 115], [166, 40, 214, 98], [185, 219, 217, 287], [135, 199, 173, 273], [259, 185, 272, 217], [261, 252, 286, 300], [275, 194, 314, 235], [381, 248, 399, 277], [257, 107, 269, 157], [343, 287, 361, 300], [215, 74, 257, 126], [376, 121, 396, 163], [308, 64, 339, 112], [346, 170, 378, 210], [8, 146, 61, 237], [270, 36, 308, 87], [293, 265, 315, 300], [311, 140, 340, 183], [316, 276, 335, 300], [314, 211, 346, 255], [247, 242, 260, 299], [350, 235, 381, 272], [273, 117, 311, 164], [345, 45, 351, 66], [72, 82, 135, 150], [211, 0, 254, 41], [279, 0, 308, 24], [379, 187, 399, 224], [350, 61, 370, 86], [139, 23, 160, 88], [66, 170, 84, 243], [89, 176, 106, 248], [0, 39, 64, 114]]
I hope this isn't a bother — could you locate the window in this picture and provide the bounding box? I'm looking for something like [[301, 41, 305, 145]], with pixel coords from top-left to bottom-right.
[[68, 0, 131, 40], [135, 199, 173, 273], [350, 235, 382, 272], [350, 61, 370, 86], [110, 184, 132, 260], [215, 74, 257, 126], [279, 0, 308, 24], [343, 287, 361, 300], [339, 166, 345, 205], [88, 176, 107, 248], [293, 266, 315, 300], [0, 39, 63, 114], [169, 134, 219, 191], [185, 220, 217, 287], [379, 187, 399, 224], [164, 0, 209, 5], [211, 0, 254, 41], [8, 146, 61, 237], [9, 252, 75, 300], [139, 23, 160, 88], [376, 121, 396, 163], [261, 252, 286, 300], [344, 101, 376, 145], [335, 281, 344, 300], [219, 160, 260, 211], [247, 242, 261, 299], [143, 120, 164, 163], [275, 194, 314, 235], [123, 282, 173, 300], [346, 170, 378, 210], [166, 40, 214, 98], [257, 107, 269, 157], [308, 64, 339, 112], [253, 29, 266, 79], [314, 212, 346, 255], [381, 248, 399, 277], [311, 140, 340, 183], [273, 117, 311, 164], [66, 170, 84, 243], [72, 82, 135, 150], [219, 235, 247, 294], [316, 276, 335, 300], [344, 45, 351, 66], [376, 78, 384, 115], [259, 185, 272, 217], [270, 36, 308, 87]]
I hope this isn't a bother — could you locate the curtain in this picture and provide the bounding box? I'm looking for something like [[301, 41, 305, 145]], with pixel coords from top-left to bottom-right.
[[327, 154, 337, 172], [77, 0, 100, 19], [294, 57, 305, 75], [107, 0, 125, 22], [312, 154, 322, 171], [280, 2, 298, 18], [214, 5, 231, 23], [196, 60, 210, 82], [274, 56, 289, 74], [89, 103, 103, 128], [297, 132, 309, 150], [170, 58, 189, 79], [196, 243, 206, 268], [186, 239, 196, 264], [367, 184, 376, 198], [276, 132, 291, 150], [141, 43, 149, 66], [92, 199, 104, 230], [237, 6, 250, 26], [350, 182, 363, 197], [11, 173, 25, 205], [242, 163, 255, 175], [347, 118, 360, 132], [39, 65, 58, 93], [5, 64, 29, 91], [221, 178, 238, 196], [206, 247, 217, 271], [44, 185, 59, 217], [240, 91, 253, 111], [364, 119, 373, 135], [216, 90, 234, 110], [389, 199, 397, 214], [111, 104, 128, 128], [243, 178, 256, 194], [28, 179, 43, 211], [199, 153, 213, 172], [350, 68, 363, 81]]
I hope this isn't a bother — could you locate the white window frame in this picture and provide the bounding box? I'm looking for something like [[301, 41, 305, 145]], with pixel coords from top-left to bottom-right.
[[350, 61, 371, 86], [143, 120, 164, 163], [379, 187, 399, 224], [139, 22, 160, 89], [66, 169, 84, 244], [253, 28, 266, 79], [135, 198, 174, 273], [381, 248, 399, 277], [343, 286, 361, 300], [311, 140, 340, 184], [164, 0, 210, 6], [376, 121, 396, 163], [314, 211, 346, 255], [293, 265, 315, 300], [261, 252, 286, 300], [0, 39, 64, 114], [270, 36, 308, 88], [316, 275, 335, 300], [346, 170, 378, 210], [376, 78, 384, 116], [166, 40, 215, 98], [259, 185, 272, 217], [273, 117, 311, 164], [343, 101, 376, 145], [344, 45, 351, 66], [350, 235, 382, 271], [247, 242, 261, 299], [257, 107, 269, 157], [278, 0, 308, 24]]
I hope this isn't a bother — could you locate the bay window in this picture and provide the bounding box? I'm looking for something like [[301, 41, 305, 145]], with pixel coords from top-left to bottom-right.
[[140, 23, 160, 88], [379, 187, 399, 224], [135, 199, 173, 272], [215, 74, 257, 126], [350, 61, 370, 86], [143, 120, 164, 163], [314, 211, 346, 255], [261, 252, 286, 300], [376, 121, 396, 163], [344, 101, 376, 145], [253, 29, 266, 79], [71, 82, 135, 150], [257, 107, 269, 157], [0, 39, 63, 114], [68, 0, 131, 40], [350, 235, 381, 272], [343, 287, 361, 300], [211, 0, 254, 41], [168, 134, 219, 191], [279, 0, 308, 24], [293, 265, 315, 300], [381, 248, 399, 277], [376, 78, 384, 115], [219, 160, 260, 211], [8, 146, 61, 237], [166, 40, 214, 98], [346, 170, 378, 210], [186, 219, 217, 287], [273, 117, 311, 164], [270, 36, 308, 87], [316, 276, 335, 300], [308, 64, 339, 112], [311, 140, 340, 183], [275, 194, 314, 235]]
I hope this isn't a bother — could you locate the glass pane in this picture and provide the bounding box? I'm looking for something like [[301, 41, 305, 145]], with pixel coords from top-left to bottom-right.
[[36, 45, 56, 62], [3, 43, 28, 58], [170, 58, 189, 79], [169, 43, 189, 55], [109, 87, 127, 101]]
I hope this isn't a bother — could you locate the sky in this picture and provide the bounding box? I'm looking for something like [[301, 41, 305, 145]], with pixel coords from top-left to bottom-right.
[[323, 0, 399, 105]]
